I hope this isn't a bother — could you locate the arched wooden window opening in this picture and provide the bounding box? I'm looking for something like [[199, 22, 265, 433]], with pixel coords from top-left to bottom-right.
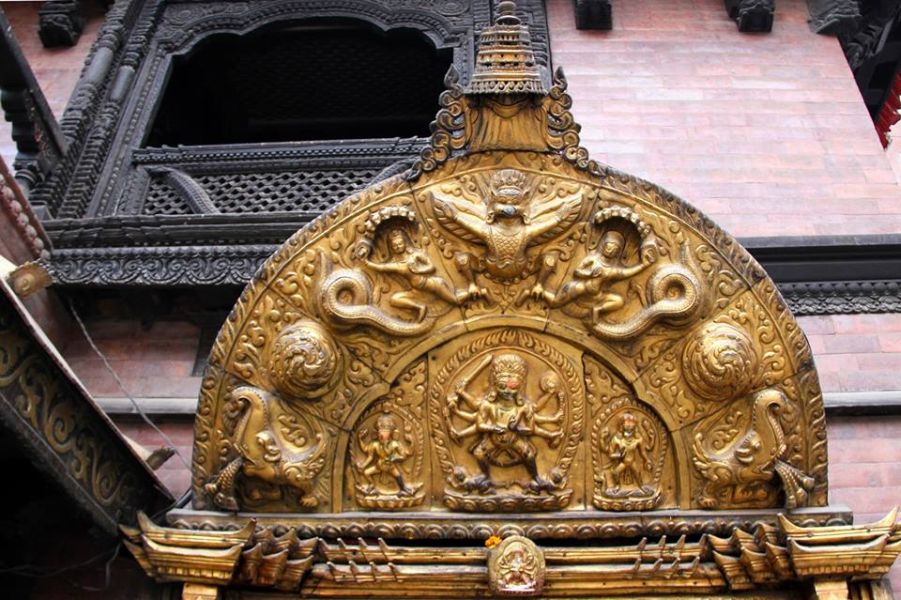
[[147, 20, 452, 146]]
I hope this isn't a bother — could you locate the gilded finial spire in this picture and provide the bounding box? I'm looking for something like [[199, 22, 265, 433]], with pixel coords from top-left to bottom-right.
[[466, 0, 546, 95]]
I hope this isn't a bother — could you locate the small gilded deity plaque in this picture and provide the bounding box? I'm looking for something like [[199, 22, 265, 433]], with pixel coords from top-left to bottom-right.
[[487, 536, 545, 597]]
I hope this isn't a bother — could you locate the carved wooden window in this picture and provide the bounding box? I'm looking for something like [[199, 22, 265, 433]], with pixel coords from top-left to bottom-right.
[[34, 0, 552, 288], [146, 21, 452, 146]]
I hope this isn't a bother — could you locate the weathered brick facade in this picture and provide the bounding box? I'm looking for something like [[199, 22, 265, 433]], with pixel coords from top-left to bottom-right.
[[548, 0, 901, 238]]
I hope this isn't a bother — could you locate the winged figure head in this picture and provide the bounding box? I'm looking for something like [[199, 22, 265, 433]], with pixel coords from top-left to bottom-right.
[[488, 169, 531, 223]]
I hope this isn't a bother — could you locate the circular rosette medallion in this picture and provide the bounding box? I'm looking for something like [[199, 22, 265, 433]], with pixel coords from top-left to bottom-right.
[[681, 322, 760, 403], [427, 329, 583, 512], [267, 320, 342, 399]]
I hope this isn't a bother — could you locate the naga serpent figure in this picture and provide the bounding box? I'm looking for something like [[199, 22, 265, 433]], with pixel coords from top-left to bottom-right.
[[542, 229, 655, 320], [359, 226, 472, 321]]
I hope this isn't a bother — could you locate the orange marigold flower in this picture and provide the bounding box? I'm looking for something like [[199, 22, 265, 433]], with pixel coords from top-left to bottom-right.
[[485, 535, 502, 549]]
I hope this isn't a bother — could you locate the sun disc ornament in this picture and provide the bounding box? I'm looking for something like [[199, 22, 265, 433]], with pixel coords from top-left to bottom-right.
[[682, 322, 760, 402], [267, 321, 341, 399]]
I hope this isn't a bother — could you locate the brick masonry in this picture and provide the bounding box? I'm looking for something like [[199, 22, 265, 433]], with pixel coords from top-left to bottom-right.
[[827, 415, 901, 590], [799, 314, 901, 393], [547, 0, 901, 237], [115, 417, 194, 500]]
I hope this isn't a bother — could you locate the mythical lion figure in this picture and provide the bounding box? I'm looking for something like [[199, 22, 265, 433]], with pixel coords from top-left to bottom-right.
[[204, 386, 326, 511], [692, 388, 814, 509]]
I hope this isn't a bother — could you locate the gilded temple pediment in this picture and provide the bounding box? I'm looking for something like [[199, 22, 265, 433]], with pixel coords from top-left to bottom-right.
[[123, 3, 901, 598]]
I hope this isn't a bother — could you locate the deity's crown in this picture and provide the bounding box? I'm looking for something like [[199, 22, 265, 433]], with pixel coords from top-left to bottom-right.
[[490, 353, 528, 384], [489, 169, 528, 200], [377, 412, 397, 432], [466, 1, 546, 96]]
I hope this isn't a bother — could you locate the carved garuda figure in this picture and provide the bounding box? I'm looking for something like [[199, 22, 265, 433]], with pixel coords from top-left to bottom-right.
[[431, 168, 582, 295], [142, 3, 894, 598]]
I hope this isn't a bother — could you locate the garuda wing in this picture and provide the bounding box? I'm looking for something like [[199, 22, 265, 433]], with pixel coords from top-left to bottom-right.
[[429, 189, 489, 245], [528, 191, 584, 245]]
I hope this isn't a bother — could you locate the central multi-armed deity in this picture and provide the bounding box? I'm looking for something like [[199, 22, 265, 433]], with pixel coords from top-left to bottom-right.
[[447, 353, 563, 494]]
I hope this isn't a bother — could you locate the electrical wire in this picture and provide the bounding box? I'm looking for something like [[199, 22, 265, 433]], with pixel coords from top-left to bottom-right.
[[0, 489, 195, 588], [67, 298, 191, 471], [0, 300, 207, 590], [0, 301, 203, 585], [75, 543, 121, 592], [0, 546, 118, 578]]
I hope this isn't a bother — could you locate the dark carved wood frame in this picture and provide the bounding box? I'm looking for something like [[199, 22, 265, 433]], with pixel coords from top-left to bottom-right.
[[32, 0, 551, 221], [0, 278, 172, 534], [29, 0, 553, 284]]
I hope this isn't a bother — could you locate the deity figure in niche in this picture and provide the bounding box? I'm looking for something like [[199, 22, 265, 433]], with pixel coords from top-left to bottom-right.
[[604, 412, 652, 493], [356, 412, 418, 497], [447, 353, 563, 493]]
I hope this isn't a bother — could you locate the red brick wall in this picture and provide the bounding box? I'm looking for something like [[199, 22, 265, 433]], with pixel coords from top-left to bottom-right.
[[61, 319, 203, 398], [828, 415, 901, 590], [800, 314, 901, 393], [114, 417, 194, 499], [547, 0, 901, 237]]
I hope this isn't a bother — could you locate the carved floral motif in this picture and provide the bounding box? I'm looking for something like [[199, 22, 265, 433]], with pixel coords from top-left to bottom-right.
[[267, 321, 342, 399], [682, 322, 760, 402]]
